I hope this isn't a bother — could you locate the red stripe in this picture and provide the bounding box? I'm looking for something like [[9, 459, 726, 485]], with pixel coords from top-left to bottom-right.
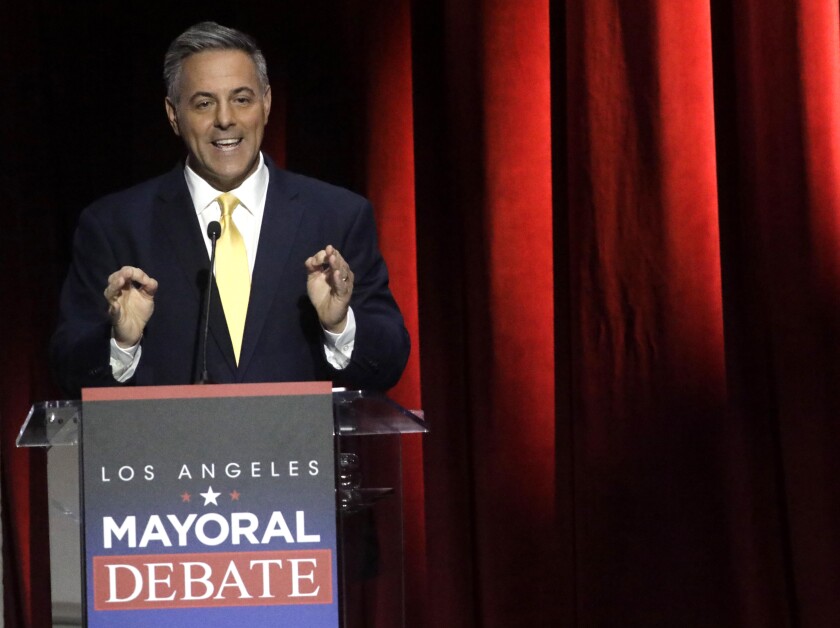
[[83, 382, 333, 402]]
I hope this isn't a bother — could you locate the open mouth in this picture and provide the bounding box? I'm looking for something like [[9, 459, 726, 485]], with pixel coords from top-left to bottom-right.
[[212, 138, 242, 150]]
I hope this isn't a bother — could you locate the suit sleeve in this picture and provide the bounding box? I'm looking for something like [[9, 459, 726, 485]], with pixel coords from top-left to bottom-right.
[[50, 207, 122, 397], [328, 199, 410, 391]]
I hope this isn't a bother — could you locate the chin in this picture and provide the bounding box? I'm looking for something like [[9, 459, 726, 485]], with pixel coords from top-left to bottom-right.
[[209, 169, 248, 190]]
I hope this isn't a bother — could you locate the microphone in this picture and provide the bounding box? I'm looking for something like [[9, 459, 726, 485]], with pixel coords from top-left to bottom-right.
[[198, 221, 222, 384]]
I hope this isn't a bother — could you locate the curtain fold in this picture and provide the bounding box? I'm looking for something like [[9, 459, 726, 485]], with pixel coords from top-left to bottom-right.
[[565, 1, 732, 624], [356, 0, 428, 623], [719, 1, 840, 624]]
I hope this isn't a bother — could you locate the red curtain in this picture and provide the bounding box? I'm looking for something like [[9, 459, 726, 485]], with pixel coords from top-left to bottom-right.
[[411, 0, 559, 625], [5, 0, 840, 626], [565, 1, 732, 624], [716, 1, 840, 624]]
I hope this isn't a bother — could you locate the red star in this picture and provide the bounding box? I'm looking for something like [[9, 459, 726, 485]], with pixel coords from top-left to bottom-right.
[[181, 492, 191, 503], [230, 490, 241, 501]]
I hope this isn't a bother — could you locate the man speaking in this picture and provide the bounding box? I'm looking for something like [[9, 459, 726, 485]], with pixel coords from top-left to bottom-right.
[[51, 22, 409, 396]]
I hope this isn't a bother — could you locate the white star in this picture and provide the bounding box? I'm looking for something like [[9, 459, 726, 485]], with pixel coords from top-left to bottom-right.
[[199, 486, 221, 506]]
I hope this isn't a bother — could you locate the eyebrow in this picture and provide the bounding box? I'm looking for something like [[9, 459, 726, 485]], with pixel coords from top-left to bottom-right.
[[187, 86, 258, 102]]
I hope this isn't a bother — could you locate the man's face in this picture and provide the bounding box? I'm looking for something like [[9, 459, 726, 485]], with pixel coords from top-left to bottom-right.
[[165, 49, 271, 191]]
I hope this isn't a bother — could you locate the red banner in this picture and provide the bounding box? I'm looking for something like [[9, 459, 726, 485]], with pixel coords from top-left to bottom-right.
[[93, 549, 333, 610]]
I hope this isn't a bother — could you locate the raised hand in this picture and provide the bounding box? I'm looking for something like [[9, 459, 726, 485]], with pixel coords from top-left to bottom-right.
[[304, 244, 354, 333], [104, 266, 159, 347]]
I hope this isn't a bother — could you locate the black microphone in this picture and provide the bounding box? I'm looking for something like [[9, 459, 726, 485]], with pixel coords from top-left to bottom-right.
[[198, 221, 222, 384]]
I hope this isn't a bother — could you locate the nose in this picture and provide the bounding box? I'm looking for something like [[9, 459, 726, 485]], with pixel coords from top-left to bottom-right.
[[214, 101, 234, 129]]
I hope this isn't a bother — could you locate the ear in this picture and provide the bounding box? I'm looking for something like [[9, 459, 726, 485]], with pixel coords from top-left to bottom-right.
[[262, 85, 272, 124], [165, 97, 181, 136]]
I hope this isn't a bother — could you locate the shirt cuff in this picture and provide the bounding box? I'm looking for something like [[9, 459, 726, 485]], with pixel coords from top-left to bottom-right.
[[110, 337, 142, 382], [322, 307, 356, 369]]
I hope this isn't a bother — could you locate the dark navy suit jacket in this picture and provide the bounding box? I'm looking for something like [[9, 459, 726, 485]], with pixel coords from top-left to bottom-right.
[[51, 159, 409, 396]]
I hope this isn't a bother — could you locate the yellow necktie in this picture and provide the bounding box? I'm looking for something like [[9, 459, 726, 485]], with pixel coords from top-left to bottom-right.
[[215, 193, 250, 365]]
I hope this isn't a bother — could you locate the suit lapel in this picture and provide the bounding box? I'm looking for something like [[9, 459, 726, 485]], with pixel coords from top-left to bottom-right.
[[154, 166, 237, 375], [237, 165, 304, 376]]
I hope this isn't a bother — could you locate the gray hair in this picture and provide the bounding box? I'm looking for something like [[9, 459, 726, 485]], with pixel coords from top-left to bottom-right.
[[164, 21, 269, 102]]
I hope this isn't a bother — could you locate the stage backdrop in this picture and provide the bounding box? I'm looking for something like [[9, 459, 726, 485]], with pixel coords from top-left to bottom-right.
[[3, 0, 840, 626]]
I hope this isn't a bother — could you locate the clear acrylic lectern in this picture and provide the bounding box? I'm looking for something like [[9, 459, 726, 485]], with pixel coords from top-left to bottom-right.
[[18, 389, 426, 628]]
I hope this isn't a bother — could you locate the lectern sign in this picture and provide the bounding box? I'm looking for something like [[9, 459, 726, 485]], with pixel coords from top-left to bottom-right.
[[81, 382, 338, 627]]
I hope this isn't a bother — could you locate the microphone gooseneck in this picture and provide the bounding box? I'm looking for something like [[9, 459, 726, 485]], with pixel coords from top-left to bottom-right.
[[198, 221, 222, 384]]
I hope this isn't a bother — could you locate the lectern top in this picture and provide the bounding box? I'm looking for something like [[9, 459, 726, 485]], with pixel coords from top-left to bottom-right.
[[18, 388, 427, 448]]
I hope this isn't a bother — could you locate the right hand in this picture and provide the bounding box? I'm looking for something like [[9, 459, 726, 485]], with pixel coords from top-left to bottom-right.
[[104, 266, 158, 347]]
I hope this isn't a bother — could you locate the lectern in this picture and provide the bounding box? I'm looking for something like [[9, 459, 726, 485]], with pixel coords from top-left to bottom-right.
[[18, 383, 426, 627]]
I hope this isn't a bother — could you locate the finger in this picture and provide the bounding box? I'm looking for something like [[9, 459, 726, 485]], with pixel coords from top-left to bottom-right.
[[331, 268, 353, 294], [124, 266, 155, 289], [108, 300, 122, 323], [105, 267, 157, 300], [330, 255, 352, 281], [305, 250, 329, 272], [114, 266, 139, 285], [327, 246, 346, 267], [305, 258, 327, 274], [124, 267, 158, 290], [142, 277, 159, 297], [321, 245, 348, 270], [104, 273, 127, 301]]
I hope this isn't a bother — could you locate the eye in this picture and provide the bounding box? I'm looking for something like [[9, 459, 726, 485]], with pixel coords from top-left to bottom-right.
[[195, 100, 213, 110], [234, 96, 252, 105]]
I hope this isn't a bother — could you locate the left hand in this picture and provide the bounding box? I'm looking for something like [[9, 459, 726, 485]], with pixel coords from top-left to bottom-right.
[[305, 244, 354, 333]]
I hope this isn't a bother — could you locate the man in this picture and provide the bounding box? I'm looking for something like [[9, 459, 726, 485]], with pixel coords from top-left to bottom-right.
[[51, 22, 409, 396]]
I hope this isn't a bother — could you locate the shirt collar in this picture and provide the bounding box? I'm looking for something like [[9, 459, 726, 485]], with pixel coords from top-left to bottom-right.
[[184, 152, 269, 218]]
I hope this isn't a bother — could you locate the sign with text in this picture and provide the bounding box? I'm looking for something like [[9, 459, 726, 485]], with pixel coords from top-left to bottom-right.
[[81, 382, 338, 627]]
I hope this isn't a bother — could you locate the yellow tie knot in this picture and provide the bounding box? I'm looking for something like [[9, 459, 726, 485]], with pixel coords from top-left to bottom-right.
[[217, 192, 240, 220]]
